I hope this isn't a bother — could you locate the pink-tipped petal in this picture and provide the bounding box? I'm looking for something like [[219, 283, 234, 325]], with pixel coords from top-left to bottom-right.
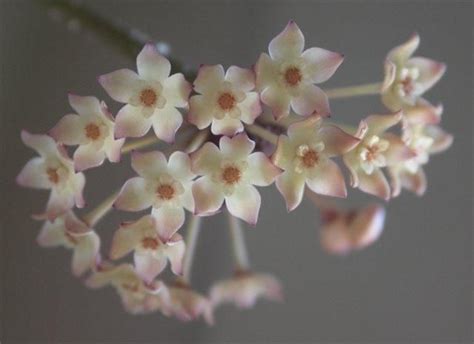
[[105, 138, 125, 163], [134, 253, 167, 283], [98, 69, 140, 103], [387, 32, 420, 64], [255, 53, 277, 90], [365, 111, 403, 135], [21, 131, 59, 158], [275, 170, 305, 211], [225, 66, 255, 92], [358, 169, 390, 200], [225, 184, 261, 225], [272, 135, 294, 169], [115, 104, 152, 138], [247, 152, 281, 186], [152, 206, 185, 241], [351, 204, 386, 250], [238, 92, 262, 124], [151, 106, 183, 143], [407, 57, 446, 94], [188, 95, 214, 129], [193, 64, 225, 94], [220, 133, 255, 160], [287, 116, 321, 143], [68, 94, 102, 117], [49, 114, 85, 145], [17, 157, 50, 189], [190, 142, 222, 175], [306, 159, 347, 198], [131, 150, 168, 178], [384, 133, 416, 165], [37, 220, 65, 247], [45, 191, 75, 221], [319, 125, 360, 157], [426, 125, 453, 154], [110, 219, 149, 259], [269, 21, 304, 60], [73, 172, 86, 209], [115, 177, 154, 211], [381, 60, 397, 92], [260, 86, 291, 120], [192, 176, 225, 216], [167, 151, 194, 181], [291, 84, 330, 117], [211, 118, 243, 136], [72, 232, 100, 276], [301, 47, 344, 84], [400, 167, 427, 196], [73, 144, 106, 171], [403, 100, 442, 125], [162, 73, 191, 108], [166, 240, 185, 276], [137, 44, 171, 81]]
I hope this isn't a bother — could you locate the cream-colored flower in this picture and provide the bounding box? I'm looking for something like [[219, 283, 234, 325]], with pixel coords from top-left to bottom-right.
[[272, 117, 359, 211], [191, 133, 280, 224], [256, 21, 343, 119], [188, 65, 261, 136], [110, 215, 185, 283], [382, 33, 446, 111], [167, 281, 214, 325], [114, 150, 195, 238], [37, 211, 100, 276], [99, 44, 191, 142], [17, 131, 85, 220], [49, 94, 125, 171]]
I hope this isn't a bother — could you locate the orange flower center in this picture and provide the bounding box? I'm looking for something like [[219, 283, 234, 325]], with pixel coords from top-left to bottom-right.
[[156, 184, 175, 200], [284, 67, 302, 86], [140, 88, 157, 107], [217, 92, 236, 110], [85, 123, 101, 140], [142, 237, 159, 250], [47, 168, 60, 184], [222, 166, 241, 185], [302, 150, 319, 168], [121, 282, 140, 293]]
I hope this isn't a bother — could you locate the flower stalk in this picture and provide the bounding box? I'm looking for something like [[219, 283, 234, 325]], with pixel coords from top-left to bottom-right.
[[228, 213, 250, 271], [324, 82, 382, 99], [181, 215, 202, 283], [245, 124, 279, 145]]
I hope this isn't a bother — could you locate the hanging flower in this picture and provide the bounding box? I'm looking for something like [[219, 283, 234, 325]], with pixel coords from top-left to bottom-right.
[[272, 117, 359, 211], [255, 21, 343, 119], [191, 133, 280, 224], [99, 44, 191, 142], [319, 204, 386, 255], [381, 33, 446, 111], [188, 65, 261, 136], [109, 215, 185, 283], [210, 271, 283, 309], [37, 211, 100, 276], [114, 150, 195, 239], [17, 131, 85, 220], [49, 94, 125, 171]]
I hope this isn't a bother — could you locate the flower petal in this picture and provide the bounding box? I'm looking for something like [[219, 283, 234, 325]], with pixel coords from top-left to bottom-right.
[[98, 69, 140, 103], [260, 85, 291, 120], [211, 117, 243, 136], [272, 135, 294, 169], [225, 184, 261, 225], [72, 232, 100, 276], [275, 170, 305, 211], [167, 151, 194, 181], [318, 125, 360, 157], [306, 159, 347, 197], [381, 60, 396, 93], [225, 66, 255, 92], [238, 92, 262, 124], [45, 190, 76, 221], [387, 32, 420, 64], [220, 133, 255, 160], [426, 125, 453, 154], [193, 64, 225, 94], [131, 150, 168, 178], [290, 84, 330, 117], [152, 206, 185, 241], [73, 144, 106, 171], [400, 167, 427, 196], [247, 152, 280, 186], [21, 131, 59, 158], [104, 138, 125, 163], [151, 106, 183, 143], [166, 240, 185, 275], [134, 253, 167, 283], [115, 177, 154, 211], [351, 204, 386, 250], [301, 47, 344, 84], [136, 44, 171, 81], [188, 95, 214, 129], [17, 157, 50, 189], [49, 114, 86, 145], [357, 169, 390, 200], [192, 176, 225, 216], [269, 21, 304, 60], [190, 142, 222, 175], [110, 216, 153, 259], [384, 133, 416, 165], [37, 220, 66, 247], [68, 94, 102, 117], [287, 116, 321, 143], [115, 104, 152, 138], [255, 53, 277, 90], [403, 100, 442, 125], [365, 111, 402, 135], [162, 73, 191, 108], [407, 57, 446, 94]]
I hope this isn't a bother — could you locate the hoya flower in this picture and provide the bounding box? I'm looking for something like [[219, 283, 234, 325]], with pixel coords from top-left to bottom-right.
[[210, 271, 283, 309], [167, 281, 214, 325], [17, 131, 85, 220], [49, 94, 125, 171], [37, 211, 100, 276], [114, 150, 195, 238], [188, 65, 261, 136], [272, 117, 360, 211], [86, 263, 170, 315], [382, 33, 446, 111], [191, 133, 280, 224], [110, 215, 185, 283], [319, 204, 386, 255], [255, 21, 343, 119], [343, 111, 415, 200], [99, 44, 191, 142]]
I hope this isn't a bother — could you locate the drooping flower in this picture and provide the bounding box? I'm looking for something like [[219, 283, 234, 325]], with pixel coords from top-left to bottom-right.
[[17, 131, 85, 220], [37, 211, 100, 276], [272, 117, 359, 211], [114, 150, 195, 238], [86, 263, 170, 315], [109, 215, 185, 283], [343, 111, 415, 200], [49, 94, 125, 171], [188, 65, 261, 136], [381, 33, 446, 111], [99, 44, 191, 142], [319, 204, 386, 255], [210, 271, 283, 309], [255, 21, 344, 119], [191, 133, 280, 224]]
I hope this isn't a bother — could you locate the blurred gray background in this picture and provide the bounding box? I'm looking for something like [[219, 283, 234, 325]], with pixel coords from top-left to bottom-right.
[[1, 0, 472, 343]]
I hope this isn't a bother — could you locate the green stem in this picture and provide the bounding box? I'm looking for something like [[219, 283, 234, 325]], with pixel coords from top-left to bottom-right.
[[245, 124, 279, 145], [182, 215, 202, 283], [228, 213, 250, 271], [324, 82, 382, 99]]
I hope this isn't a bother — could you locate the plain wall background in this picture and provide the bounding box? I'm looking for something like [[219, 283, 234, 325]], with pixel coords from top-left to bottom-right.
[[1, 0, 472, 343]]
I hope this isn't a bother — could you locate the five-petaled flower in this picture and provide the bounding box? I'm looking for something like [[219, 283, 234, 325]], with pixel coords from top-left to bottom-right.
[[319, 204, 386, 255], [272, 117, 360, 211], [191, 133, 280, 224], [110, 215, 185, 283], [37, 211, 100, 276], [256, 21, 344, 119], [114, 150, 195, 238], [210, 271, 283, 309], [188, 65, 262, 136], [49, 94, 125, 171], [99, 44, 191, 142], [17, 131, 85, 220], [382, 33, 446, 111], [343, 111, 415, 200]]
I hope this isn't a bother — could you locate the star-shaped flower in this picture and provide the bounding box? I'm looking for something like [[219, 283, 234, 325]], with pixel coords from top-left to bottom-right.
[[255, 21, 344, 119], [99, 44, 191, 142], [191, 133, 280, 224], [188, 65, 262, 136], [381, 33, 446, 111], [110, 215, 185, 283], [114, 150, 195, 238], [272, 117, 360, 211], [49, 94, 125, 171], [17, 131, 85, 220], [37, 211, 100, 276]]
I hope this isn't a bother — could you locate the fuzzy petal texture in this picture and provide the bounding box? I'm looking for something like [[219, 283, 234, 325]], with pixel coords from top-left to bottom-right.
[[188, 95, 214, 129], [225, 66, 255, 92], [193, 64, 225, 94], [115, 177, 154, 211], [152, 206, 185, 241], [115, 104, 152, 138], [306, 159, 347, 198], [407, 57, 446, 94], [275, 170, 305, 211], [387, 33, 420, 64], [318, 125, 360, 157], [246, 152, 281, 186], [191, 142, 222, 175], [269, 21, 305, 60], [225, 184, 261, 225], [301, 47, 344, 84], [137, 44, 171, 81], [162, 73, 191, 108], [260, 86, 291, 120], [220, 133, 255, 160], [192, 177, 225, 216], [151, 106, 183, 143], [99, 69, 140, 103], [290, 84, 330, 117], [131, 150, 168, 178], [49, 114, 86, 145], [74, 144, 106, 171]]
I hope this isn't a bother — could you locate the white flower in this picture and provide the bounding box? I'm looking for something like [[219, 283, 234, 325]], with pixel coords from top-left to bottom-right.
[[49, 94, 125, 171]]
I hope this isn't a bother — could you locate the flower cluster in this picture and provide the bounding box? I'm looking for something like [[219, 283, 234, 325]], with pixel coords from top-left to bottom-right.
[[17, 22, 451, 322]]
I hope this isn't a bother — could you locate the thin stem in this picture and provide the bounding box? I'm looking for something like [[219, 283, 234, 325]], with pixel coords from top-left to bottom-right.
[[228, 213, 250, 271], [120, 135, 160, 154], [181, 215, 202, 283], [324, 82, 382, 99], [82, 191, 119, 227], [245, 124, 279, 145]]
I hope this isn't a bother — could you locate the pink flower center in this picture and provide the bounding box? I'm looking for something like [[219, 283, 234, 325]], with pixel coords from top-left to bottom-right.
[[142, 237, 159, 250], [301, 150, 319, 168], [284, 67, 302, 86], [401, 77, 414, 95], [156, 184, 175, 200], [217, 92, 236, 110], [140, 88, 158, 107], [222, 166, 241, 185], [85, 123, 101, 140], [47, 168, 60, 184]]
